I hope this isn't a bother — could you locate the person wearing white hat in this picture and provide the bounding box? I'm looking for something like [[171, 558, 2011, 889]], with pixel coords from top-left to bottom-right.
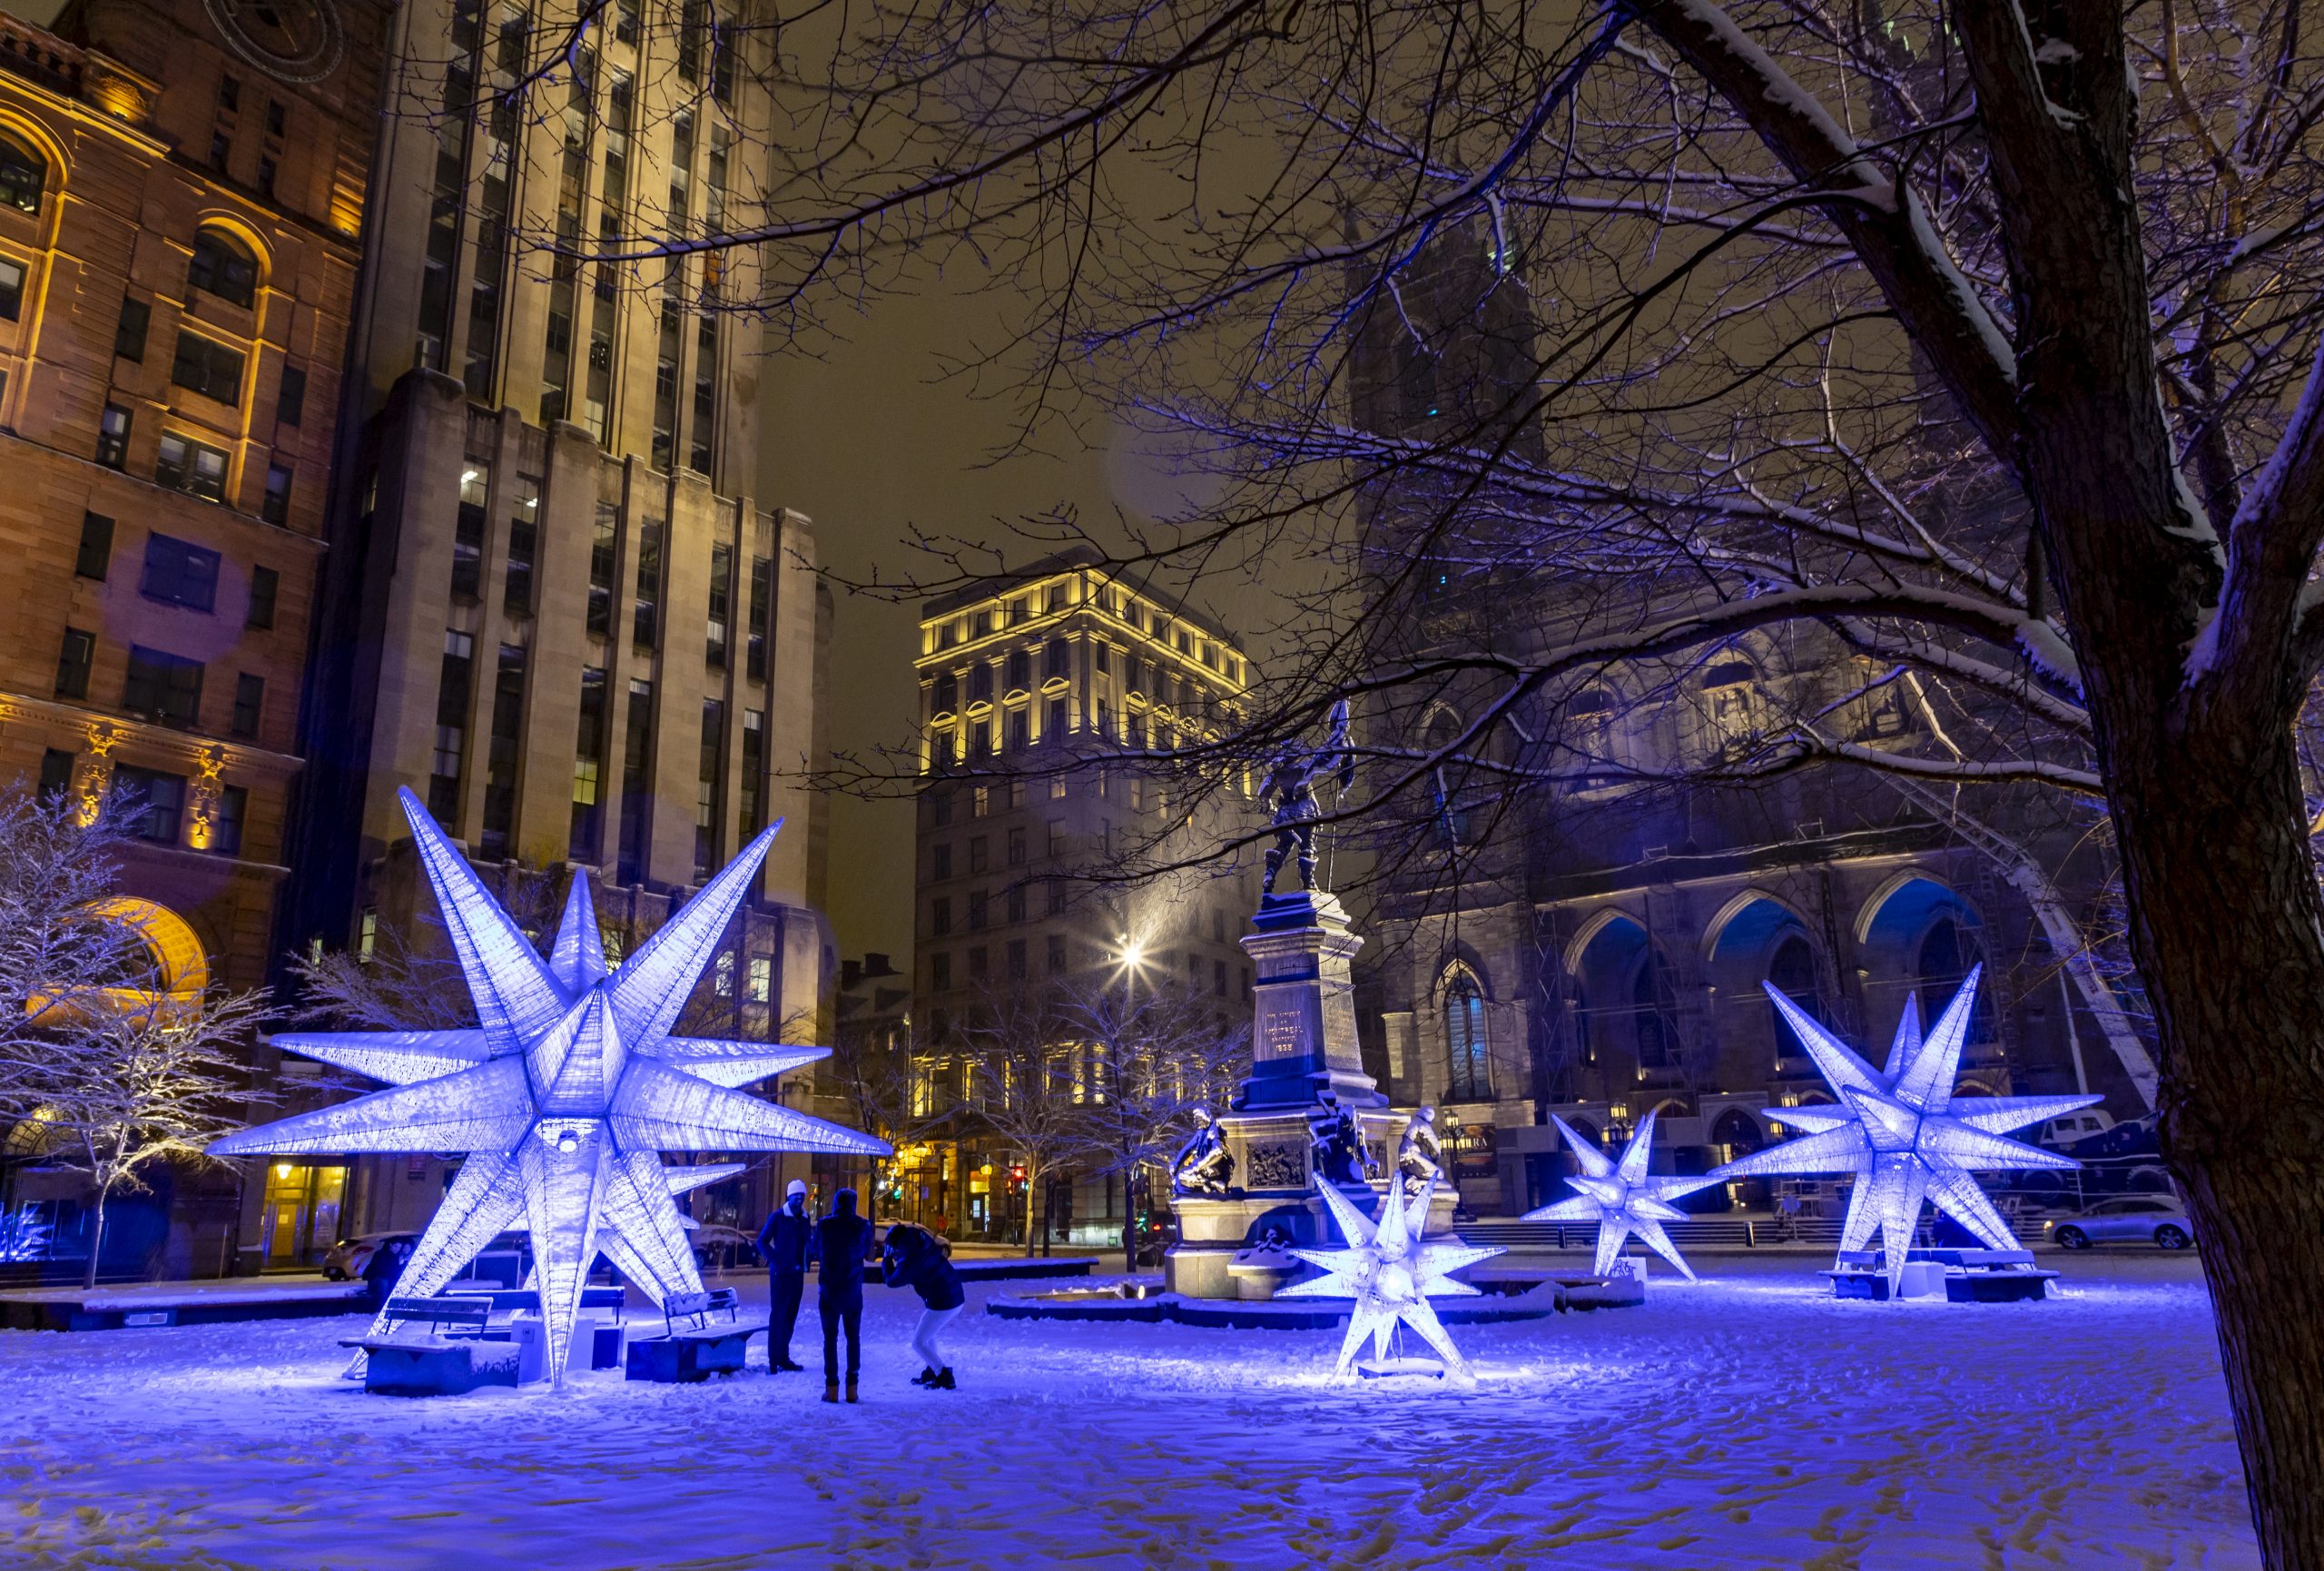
[[753, 1178, 813, 1372]]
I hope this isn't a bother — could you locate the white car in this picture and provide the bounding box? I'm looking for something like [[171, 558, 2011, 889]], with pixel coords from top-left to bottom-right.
[[2044, 1196, 2194, 1250]]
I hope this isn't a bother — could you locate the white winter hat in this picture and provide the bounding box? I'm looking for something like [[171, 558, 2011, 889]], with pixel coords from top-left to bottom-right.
[[786, 1178, 808, 1199]]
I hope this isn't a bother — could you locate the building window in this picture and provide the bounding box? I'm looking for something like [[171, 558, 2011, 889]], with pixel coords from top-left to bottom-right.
[[931, 843, 951, 880], [171, 336, 250, 410], [968, 889, 988, 930], [632, 519, 663, 648], [1766, 934, 1823, 1056], [694, 698, 725, 875], [587, 502, 617, 637], [0, 136, 44, 213], [931, 896, 950, 937], [1046, 879, 1066, 915], [746, 954, 771, 1003], [186, 228, 259, 309], [570, 666, 608, 861], [0, 256, 22, 322], [261, 463, 292, 525], [140, 534, 222, 611], [37, 747, 74, 803], [968, 945, 988, 979], [113, 297, 151, 361], [739, 707, 764, 836], [429, 628, 475, 824], [480, 644, 526, 857], [1006, 938, 1026, 979], [96, 405, 132, 469], [1214, 959, 1227, 996], [75, 513, 114, 580], [276, 363, 306, 427], [212, 784, 247, 855], [123, 644, 204, 727], [706, 543, 732, 667], [231, 672, 264, 738], [969, 835, 989, 873], [746, 555, 770, 681], [616, 677, 654, 883], [54, 627, 94, 699], [1006, 825, 1026, 866], [1006, 885, 1025, 924], [930, 952, 950, 991], [1047, 934, 1067, 974], [1444, 969, 1491, 1101], [247, 565, 279, 629], [155, 434, 230, 503], [504, 479, 539, 616], [452, 464, 488, 599], [110, 764, 186, 845]]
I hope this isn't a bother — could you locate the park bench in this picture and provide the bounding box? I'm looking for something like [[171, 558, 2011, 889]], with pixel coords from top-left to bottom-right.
[[348, 1296, 519, 1395], [624, 1288, 765, 1383], [1827, 1248, 2058, 1302]]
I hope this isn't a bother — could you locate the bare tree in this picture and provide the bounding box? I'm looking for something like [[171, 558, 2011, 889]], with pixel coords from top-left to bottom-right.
[[26, 989, 271, 1289], [960, 983, 1092, 1256], [1062, 975, 1248, 1264], [561, 0, 2324, 1553]]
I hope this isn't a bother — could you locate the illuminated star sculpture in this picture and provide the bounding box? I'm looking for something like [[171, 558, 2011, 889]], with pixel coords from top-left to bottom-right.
[[1710, 966, 2097, 1289], [1278, 1178, 1502, 1380], [1522, 1111, 1718, 1280], [212, 788, 890, 1383]]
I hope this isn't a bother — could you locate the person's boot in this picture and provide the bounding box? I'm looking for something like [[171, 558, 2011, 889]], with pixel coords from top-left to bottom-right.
[[931, 1368, 956, 1390], [911, 1366, 936, 1386], [821, 1378, 839, 1404], [844, 1376, 860, 1403]]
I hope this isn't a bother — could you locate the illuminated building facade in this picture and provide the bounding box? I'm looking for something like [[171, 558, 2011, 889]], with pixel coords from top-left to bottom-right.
[[281, 0, 832, 1249], [908, 547, 1261, 1243], [0, 0, 383, 1277]]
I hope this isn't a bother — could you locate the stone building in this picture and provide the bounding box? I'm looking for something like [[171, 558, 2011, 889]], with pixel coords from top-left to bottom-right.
[[1349, 234, 2151, 1220], [280, 0, 833, 1252], [907, 546, 1262, 1244], [0, 0, 384, 1276]]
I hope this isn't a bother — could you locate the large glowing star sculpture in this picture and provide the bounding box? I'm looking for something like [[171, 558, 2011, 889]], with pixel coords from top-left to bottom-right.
[[1278, 1178, 1503, 1379], [212, 789, 890, 1381], [1710, 966, 2097, 1289], [1521, 1111, 1718, 1280]]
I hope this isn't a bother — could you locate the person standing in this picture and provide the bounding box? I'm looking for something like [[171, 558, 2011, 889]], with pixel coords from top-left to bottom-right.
[[813, 1187, 877, 1403], [881, 1222, 967, 1390], [753, 1179, 813, 1373]]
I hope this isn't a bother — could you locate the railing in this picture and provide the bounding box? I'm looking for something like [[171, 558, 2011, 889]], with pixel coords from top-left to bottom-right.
[[0, 15, 83, 97]]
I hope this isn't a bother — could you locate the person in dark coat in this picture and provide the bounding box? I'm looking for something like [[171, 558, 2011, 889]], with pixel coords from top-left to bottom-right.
[[881, 1222, 966, 1389], [753, 1179, 813, 1372], [812, 1188, 878, 1403]]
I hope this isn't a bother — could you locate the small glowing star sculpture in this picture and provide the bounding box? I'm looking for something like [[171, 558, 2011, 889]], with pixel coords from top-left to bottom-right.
[[212, 789, 890, 1382], [1521, 1110, 1718, 1280], [1711, 966, 2097, 1289], [1278, 1177, 1503, 1379]]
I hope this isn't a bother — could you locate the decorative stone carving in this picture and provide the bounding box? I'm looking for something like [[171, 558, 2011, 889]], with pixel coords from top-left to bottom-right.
[[1244, 1140, 1307, 1191]]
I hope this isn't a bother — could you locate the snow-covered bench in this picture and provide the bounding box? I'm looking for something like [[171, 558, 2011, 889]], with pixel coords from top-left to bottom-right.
[[1827, 1249, 2057, 1302], [624, 1288, 763, 1383], [350, 1296, 520, 1396]]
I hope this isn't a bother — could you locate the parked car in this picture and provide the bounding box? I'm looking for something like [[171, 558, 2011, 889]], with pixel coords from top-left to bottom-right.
[[689, 1223, 758, 1274], [2044, 1196, 2195, 1250], [1129, 1210, 1175, 1267], [322, 1230, 531, 1282]]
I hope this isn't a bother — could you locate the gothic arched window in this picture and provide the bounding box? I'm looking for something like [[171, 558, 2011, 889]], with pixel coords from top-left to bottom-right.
[[1443, 969, 1491, 1102], [1766, 933, 1824, 1055]]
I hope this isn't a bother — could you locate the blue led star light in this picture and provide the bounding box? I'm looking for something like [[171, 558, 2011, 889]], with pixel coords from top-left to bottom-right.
[[1522, 1111, 1718, 1280], [1711, 967, 2098, 1289], [213, 788, 890, 1382], [1278, 1178, 1503, 1380]]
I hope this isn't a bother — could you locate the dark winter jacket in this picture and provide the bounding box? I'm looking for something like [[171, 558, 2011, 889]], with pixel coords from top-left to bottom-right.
[[881, 1224, 966, 1312], [813, 1190, 879, 1306], [755, 1200, 813, 1275]]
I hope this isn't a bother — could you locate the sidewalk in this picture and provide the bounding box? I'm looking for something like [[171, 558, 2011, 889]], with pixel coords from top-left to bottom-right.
[[0, 1272, 368, 1331]]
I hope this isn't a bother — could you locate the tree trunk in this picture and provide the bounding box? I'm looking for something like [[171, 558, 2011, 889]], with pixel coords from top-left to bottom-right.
[[2103, 727, 2324, 1571], [83, 1185, 107, 1292], [1120, 1168, 1140, 1271], [1023, 1160, 1040, 1258]]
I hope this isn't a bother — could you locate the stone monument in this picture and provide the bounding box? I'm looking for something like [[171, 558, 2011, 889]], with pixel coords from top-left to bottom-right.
[[1164, 706, 1455, 1299]]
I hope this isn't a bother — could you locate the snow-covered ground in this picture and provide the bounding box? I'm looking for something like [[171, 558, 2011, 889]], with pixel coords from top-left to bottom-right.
[[0, 1254, 2252, 1569]]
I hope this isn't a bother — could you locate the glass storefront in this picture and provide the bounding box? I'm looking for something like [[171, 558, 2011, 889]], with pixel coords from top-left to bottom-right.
[[258, 1162, 347, 1269]]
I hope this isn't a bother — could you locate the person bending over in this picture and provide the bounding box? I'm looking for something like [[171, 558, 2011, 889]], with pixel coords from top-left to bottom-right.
[[882, 1221, 966, 1390]]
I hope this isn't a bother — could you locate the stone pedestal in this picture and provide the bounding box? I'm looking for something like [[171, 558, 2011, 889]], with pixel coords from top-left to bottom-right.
[[1165, 892, 1455, 1299]]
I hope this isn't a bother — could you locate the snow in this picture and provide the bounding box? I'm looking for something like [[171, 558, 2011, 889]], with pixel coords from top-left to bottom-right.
[[0, 1255, 2253, 1568]]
